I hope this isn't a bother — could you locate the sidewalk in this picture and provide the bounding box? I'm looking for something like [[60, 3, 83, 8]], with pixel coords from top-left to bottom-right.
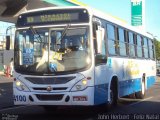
[[0, 73, 13, 83]]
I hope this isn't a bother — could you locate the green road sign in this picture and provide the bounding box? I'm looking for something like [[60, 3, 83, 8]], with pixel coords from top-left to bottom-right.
[[131, 0, 142, 26]]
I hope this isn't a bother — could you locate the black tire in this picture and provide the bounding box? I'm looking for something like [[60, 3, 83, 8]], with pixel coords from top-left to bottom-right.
[[128, 93, 136, 99], [107, 80, 118, 109], [135, 77, 145, 99]]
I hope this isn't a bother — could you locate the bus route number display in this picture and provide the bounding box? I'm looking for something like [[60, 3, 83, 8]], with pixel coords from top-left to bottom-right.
[[17, 9, 89, 27], [26, 13, 77, 23]]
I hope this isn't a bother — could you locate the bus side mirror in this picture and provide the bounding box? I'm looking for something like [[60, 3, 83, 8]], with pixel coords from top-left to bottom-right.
[[95, 54, 107, 65], [6, 36, 10, 50]]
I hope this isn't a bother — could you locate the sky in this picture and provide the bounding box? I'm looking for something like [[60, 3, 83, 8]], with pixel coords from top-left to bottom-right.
[[0, 21, 14, 42], [0, 0, 160, 40], [77, 0, 160, 40], [0, 22, 13, 35]]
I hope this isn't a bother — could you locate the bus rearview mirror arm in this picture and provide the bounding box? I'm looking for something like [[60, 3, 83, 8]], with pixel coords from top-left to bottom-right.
[[6, 36, 11, 50]]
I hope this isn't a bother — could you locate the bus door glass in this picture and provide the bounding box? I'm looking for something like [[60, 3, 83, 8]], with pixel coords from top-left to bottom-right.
[[93, 22, 107, 65]]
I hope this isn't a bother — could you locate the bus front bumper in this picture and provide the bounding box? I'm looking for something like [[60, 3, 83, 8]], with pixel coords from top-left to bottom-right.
[[13, 86, 94, 106]]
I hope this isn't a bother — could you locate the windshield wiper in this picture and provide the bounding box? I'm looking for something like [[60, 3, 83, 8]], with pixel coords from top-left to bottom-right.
[[29, 26, 42, 42], [56, 24, 71, 43]]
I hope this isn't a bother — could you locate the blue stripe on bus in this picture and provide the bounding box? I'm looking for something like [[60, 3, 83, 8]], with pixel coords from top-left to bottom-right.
[[118, 78, 141, 97], [94, 76, 156, 105], [94, 84, 108, 105]]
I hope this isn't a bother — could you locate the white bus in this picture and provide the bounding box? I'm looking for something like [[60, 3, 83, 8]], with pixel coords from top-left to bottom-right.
[[10, 7, 156, 109]]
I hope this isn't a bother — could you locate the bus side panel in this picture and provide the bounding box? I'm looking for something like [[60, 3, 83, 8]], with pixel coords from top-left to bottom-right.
[[146, 76, 156, 89], [118, 78, 141, 97], [146, 60, 156, 89], [94, 57, 121, 105], [118, 59, 156, 97], [94, 57, 156, 105], [94, 64, 110, 105], [94, 84, 109, 105]]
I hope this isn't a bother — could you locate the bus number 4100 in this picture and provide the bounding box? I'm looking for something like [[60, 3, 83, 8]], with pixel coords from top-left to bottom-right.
[[14, 95, 26, 102]]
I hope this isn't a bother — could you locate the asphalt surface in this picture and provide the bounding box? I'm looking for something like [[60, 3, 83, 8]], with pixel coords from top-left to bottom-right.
[[0, 76, 13, 109], [0, 76, 160, 120]]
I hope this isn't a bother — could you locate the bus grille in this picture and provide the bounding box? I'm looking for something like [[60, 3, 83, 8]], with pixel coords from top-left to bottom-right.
[[36, 94, 64, 101], [33, 87, 68, 91], [25, 76, 75, 84]]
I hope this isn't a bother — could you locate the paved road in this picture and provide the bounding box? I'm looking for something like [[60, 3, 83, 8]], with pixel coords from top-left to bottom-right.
[[0, 76, 160, 120], [0, 76, 13, 109]]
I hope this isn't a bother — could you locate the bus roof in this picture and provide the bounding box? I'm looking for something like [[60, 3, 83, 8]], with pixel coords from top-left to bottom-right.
[[20, 6, 153, 39], [20, 6, 85, 14], [90, 7, 153, 39]]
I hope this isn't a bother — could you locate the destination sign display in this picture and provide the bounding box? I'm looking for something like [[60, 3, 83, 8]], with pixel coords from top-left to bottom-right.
[[17, 9, 89, 27], [26, 13, 78, 23]]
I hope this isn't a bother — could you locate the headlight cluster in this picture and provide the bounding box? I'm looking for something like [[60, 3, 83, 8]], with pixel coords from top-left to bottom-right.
[[71, 79, 88, 91], [15, 80, 30, 92]]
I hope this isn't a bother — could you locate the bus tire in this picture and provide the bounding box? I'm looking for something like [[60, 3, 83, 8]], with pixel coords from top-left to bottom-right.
[[107, 79, 118, 109], [135, 77, 145, 99], [128, 93, 136, 99]]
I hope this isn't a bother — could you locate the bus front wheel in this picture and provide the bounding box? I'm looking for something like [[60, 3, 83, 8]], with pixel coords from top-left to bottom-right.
[[107, 80, 118, 109]]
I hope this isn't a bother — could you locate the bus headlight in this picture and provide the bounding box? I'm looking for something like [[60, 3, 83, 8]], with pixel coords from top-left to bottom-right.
[[71, 79, 88, 91], [15, 80, 30, 92]]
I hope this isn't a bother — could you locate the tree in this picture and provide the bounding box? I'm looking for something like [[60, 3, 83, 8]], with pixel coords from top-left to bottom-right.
[[154, 39, 160, 61]]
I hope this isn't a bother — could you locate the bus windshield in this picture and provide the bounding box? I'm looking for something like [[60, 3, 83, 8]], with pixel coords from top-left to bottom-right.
[[14, 26, 91, 75]]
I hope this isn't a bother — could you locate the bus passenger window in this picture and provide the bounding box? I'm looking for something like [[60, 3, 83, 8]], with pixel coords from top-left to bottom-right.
[[136, 35, 143, 58], [128, 32, 135, 57], [148, 39, 155, 59], [107, 24, 116, 55], [143, 37, 149, 58], [118, 28, 127, 56]]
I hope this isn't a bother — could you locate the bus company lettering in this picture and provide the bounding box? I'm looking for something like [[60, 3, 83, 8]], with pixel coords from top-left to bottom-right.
[[126, 61, 139, 76]]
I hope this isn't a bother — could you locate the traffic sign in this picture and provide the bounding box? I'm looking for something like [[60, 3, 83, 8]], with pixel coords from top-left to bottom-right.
[[131, 0, 142, 26]]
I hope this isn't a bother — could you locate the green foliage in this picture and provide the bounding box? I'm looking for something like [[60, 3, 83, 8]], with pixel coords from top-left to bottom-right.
[[154, 39, 160, 61]]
